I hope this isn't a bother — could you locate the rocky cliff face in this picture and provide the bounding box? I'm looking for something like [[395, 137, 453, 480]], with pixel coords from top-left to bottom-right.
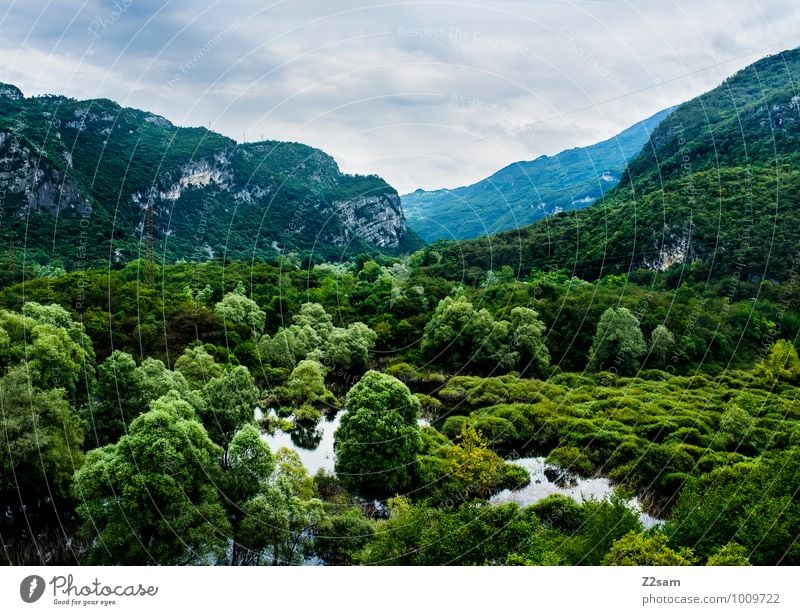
[[335, 194, 407, 248], [0, 131, 89, 216], [0, 85, 419, 265]]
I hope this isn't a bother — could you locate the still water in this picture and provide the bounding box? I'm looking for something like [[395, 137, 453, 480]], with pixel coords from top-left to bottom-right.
[[259, 409, 662, 527], [490, 457, 662, 528]]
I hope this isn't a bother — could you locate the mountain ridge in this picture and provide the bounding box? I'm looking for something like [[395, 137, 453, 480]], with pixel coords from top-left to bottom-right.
[[422, 47, 800, 286], [0, 84, 421, 270], [402, 107, 673, 242]]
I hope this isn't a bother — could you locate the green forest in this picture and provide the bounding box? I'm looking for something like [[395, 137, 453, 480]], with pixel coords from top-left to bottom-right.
[[1, 252, 798, 565], [2, 42, 800, 568]]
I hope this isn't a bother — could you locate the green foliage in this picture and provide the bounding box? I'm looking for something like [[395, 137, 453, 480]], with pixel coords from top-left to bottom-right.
[[588, 307, 646, 374], [755, 339, 800, 385], [334, 371, 421, 498], [706, 542, 751, 566], [201, 366, 258, 453], [358, 497, 553, 565], [422, 295, 549, 374], [88, 350, 146, 447], [669, 450, 800, 564], [224, 424, 275, 505], [546, 446, 595, 477], [282, 359, 336, 409], [602, 531, 696, 565], [73, 400, 230, 564], [509, 306, 550, 376], [214, 289, 266, 337], [314, 509, 375, 565], [0, 366, 84, 524], [174, 344, 223, 389], [649, 324, 675, 365]]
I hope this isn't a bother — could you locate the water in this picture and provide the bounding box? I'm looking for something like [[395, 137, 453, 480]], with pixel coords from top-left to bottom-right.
[[259, 412, 430, 476], [260, 410, 341, 476], [258, 412, 661, 528], [490, 457, 662, 528]]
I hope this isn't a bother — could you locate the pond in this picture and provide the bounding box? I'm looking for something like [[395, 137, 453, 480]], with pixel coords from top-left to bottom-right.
[[490, 457, 663, 528], [259, 409, 662, 528], [260, 409, 341, 476]]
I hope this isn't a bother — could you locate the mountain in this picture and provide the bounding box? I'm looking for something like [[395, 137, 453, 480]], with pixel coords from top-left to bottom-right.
[[425, 47, 800, 285], [402, 107, 672, 242], [0, 85, 421, 269]]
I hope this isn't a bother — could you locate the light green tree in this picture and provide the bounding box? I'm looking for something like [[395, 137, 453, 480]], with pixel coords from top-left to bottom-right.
[[588, 307, 647, 374], [214, 289, 265, 337], [174, 344, 223, 389], [0, 366, 83, 526], [89, 350, 146, 446], [706, 542, 751, 565], [510, 306, 550, 375], [285, 360, 336, 407], [649, 324, 676, 365], [602, 531, 697, 565], [325, 322, 377, 371], [756, 339, 800, 385]]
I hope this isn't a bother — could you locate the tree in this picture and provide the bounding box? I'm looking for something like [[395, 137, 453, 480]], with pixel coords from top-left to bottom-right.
[[174, 344, 223, 389], [315, 510, 374, 565], [334, 371, 421, 498], [421, 295, 515, 372], [714, 402, 755, 452], [223, 424, 275, 565], [236, 448, 324, 565], [602, 531, 696, 565], [445, 425, 509, 499], [292, 302, 334, 346], [73, 400, 230, 564], [224, 424, 275, 505], [0, 366, 83, 527], [89, 350, 146, 447], [588, 307, 647, 374], [214, 289, 265, 337], [706, 542, 751, 565], [201, 366, 259, 457], [137, 357, 193, 404], [649, 324, 675, 366], [258, 328, 299, 369], [324, 323, 377, 371], [756, 339, 800, 385], [509, 306, 550, 375], [284, 360, 335, 408], [669, 450, 800, 564]]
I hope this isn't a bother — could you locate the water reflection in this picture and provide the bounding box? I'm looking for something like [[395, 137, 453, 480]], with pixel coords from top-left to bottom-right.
[[260, 411, 341, 476], [490, 457, 662, 529]]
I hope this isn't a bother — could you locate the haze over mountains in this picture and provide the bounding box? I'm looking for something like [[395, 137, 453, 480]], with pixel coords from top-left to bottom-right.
[[422, 47, 800, 286], [402, 107, 672, 242]]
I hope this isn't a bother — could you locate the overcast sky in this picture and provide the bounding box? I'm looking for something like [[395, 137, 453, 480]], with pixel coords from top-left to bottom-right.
[[2, 0, 799, 193]]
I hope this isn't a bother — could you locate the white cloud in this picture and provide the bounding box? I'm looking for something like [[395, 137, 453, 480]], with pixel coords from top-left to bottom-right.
[[1, 0, 799, 192]]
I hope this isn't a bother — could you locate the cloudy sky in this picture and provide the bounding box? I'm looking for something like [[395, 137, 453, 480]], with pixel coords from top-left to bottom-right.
[[2, 0, 799, 193]]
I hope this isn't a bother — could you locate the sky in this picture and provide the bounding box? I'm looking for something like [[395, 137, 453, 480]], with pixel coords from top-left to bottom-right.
[[1, 0, 799, 193]]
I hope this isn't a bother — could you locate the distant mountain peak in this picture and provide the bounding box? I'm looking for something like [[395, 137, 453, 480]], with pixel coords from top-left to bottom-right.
[[402, 107, 673, 242]]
